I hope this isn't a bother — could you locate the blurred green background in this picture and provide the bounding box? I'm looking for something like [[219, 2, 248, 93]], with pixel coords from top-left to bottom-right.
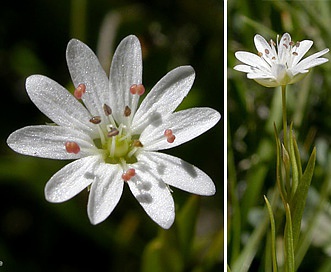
[[0, 0, 223, 271], [228, 1, 331, 271]]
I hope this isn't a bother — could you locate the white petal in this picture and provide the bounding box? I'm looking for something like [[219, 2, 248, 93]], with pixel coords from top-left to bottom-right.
[[278, 33, 292, 63], [253, 78, 279, 88], [140, 107, 221, 151], [137, 151, 216, 195], [290, 40, 313, 67], [127, 162, 175, 229], [109, 35, 142, 124], [87, 163, 123, 225], [233, 64, 255, 73], [254, 34, 275, 66], [26, 75, 97, 137], [235, 51, 270, 71], [132, 66, 195, 134], [66, 39, 110, 120], [45, 155, 102, 202], [294, 48, 329, 71], [7, 125, 98, 160]]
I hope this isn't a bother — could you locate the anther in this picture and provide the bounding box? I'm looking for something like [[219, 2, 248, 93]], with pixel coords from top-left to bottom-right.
[[167, 135, 176, 143], [107, 128, 119, 137], [265, 49, 269, 54], [124, 106, 131, 117], [122, 168, 136, 181], [65, 141, 80, 154], [89, 116, 101, 124], [289, 41, 294, 46], [74, 84, 86, 99], [103, 104, 112, 116], [258, 52, 263, 57], [164, 129, 176, 143], [130, 84, 145, 96], [296, 41, 300, 47], [292, 52, 298, 56], [132, 139, 143, 147], [283, 44, 288, 49]]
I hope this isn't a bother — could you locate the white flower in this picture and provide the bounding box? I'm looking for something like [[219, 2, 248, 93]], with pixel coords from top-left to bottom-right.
[[234, 33, 329, 87], [7, 35, 221, 229]]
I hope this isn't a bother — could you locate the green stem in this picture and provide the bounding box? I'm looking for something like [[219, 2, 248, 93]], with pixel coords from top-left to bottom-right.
[[282, 85, 288, 150]]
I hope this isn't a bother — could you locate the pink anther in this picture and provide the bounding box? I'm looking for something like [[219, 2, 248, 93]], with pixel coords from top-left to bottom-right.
[[65, 141, 80, 154], [74, 84, 86, 99], [122, 168, 136, 181], [130, 84, 145, 96]]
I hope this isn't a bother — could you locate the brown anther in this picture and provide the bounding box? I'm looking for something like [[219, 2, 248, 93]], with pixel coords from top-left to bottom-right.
[[65, 141, 80, 154], [272, 56, 276, 60], [283, 44, 288, 49], [270, 40, 276, 46], [103, 104, 112, 116], [107, 128, 119, 137], [74, 83, 86, 99], [296, 41, 300, 47], [89, 116, 101, 124], [258, 52, 263, 57], [292, 52, 298, 56], [289, 41, 294, 46], [132, 139, 143, 147], [124, 106, 131, 117], [265, 49, 269, 54]]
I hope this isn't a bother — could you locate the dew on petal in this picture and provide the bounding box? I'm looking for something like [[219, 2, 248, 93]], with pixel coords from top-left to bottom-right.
[[65, 141, 80, 154], [74, 84, 86, 99]]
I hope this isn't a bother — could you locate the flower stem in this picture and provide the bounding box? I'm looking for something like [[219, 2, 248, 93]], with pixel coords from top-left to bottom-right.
[[282, 85, 288, 150]]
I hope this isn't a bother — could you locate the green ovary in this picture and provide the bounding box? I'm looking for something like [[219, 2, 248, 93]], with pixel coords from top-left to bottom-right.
[[109, 137, 129, 158], [102, 134, 139, 164]]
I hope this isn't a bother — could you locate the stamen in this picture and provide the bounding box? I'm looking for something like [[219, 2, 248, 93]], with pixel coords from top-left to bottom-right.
[[289, 41, 294, 46], [65, 141, 80, 154], [164, 129, 176, 143], [167, 135, 176, 143], [132, 139, 143, 147], [89, 116, 101, 124], [74, 84, 86, 99], [283, 44, 288, 49], [292, 52, 298, 56], [265, 49, 269, 54], [258, 52, 263, 57], [124, 106, 131, 117], [122, 168, 136, 181], [164, 129, 173, 137], [103, 104, 112, 116], [107, 128, 119, 137], [130, 84, 145, 96]]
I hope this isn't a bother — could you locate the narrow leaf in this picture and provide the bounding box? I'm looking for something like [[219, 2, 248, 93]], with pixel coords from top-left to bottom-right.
[[289, 124, 299, 199], [264, 195, 278, 272], [291, 147, 316, 248], [274, 123, 287, 204], [284, 203, 295, 272]]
